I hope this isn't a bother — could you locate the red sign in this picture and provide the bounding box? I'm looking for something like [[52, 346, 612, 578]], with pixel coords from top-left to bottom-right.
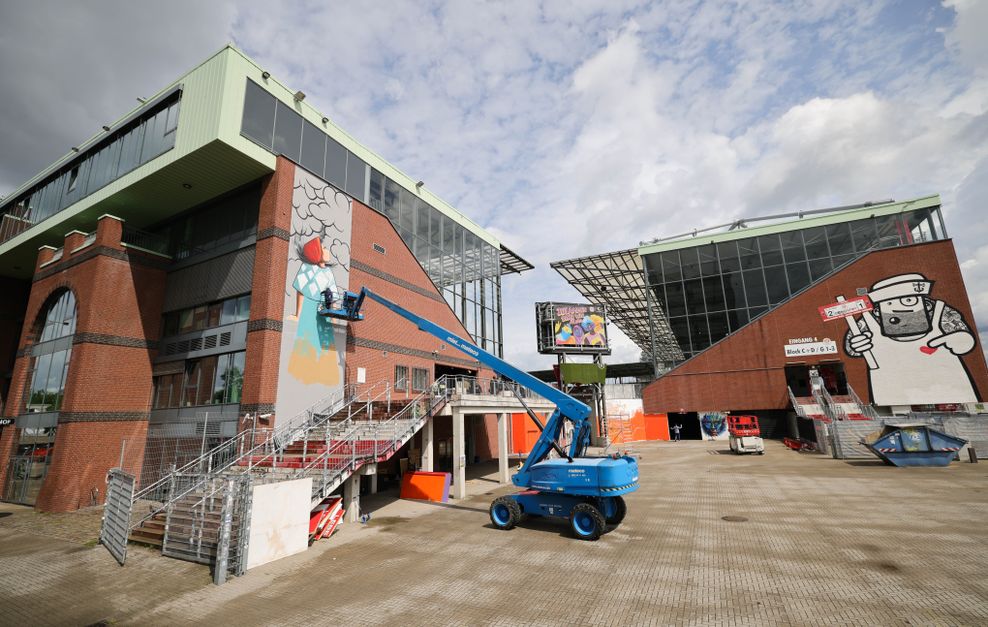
[[819, 296, 873, 322]]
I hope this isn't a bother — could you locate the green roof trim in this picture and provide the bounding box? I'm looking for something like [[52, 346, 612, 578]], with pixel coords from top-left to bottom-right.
[[637, 195, 941, 256]]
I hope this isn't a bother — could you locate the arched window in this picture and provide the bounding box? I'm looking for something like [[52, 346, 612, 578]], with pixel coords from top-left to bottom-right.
[[26, 290, 77, 413]]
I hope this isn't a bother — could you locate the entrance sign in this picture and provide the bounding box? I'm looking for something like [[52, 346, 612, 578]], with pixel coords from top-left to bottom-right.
[[784, 338, 838, 357], [819, 295, 873, 322]]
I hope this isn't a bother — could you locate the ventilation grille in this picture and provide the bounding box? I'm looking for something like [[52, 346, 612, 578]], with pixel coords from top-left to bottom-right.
[[373, 243, 386, 255], [163, 330, 233, 356]]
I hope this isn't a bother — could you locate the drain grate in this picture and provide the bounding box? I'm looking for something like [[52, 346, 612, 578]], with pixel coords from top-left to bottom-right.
[[721, 515, 749, 522]]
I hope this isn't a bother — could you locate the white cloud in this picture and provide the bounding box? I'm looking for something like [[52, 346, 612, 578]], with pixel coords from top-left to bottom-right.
[[3, 0, 987, 373]]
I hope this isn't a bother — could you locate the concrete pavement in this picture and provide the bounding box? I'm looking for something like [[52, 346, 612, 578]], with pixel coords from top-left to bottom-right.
[[1, 439, 987, 625]]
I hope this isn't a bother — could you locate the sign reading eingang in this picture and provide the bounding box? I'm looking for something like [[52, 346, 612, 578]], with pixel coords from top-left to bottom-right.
[[535, 302, 610, 355]]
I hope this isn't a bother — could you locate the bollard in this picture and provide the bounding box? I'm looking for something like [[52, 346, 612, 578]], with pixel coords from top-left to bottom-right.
[[969, 446, 978, 464]]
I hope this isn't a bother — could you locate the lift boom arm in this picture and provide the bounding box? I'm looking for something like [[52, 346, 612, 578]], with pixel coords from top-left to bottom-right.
[[336, 288, 593, 476]]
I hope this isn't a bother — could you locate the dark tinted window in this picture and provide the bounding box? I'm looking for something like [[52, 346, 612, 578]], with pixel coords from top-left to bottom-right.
[[688, 315, 710, 352], [660, 251, 681, 282], [242, 80, 276, 147], [826, 223, 854, 256], [738, 238, 760, 270], [702, 275, 726, 312], [728, 308, 749, 332], [876, 215, 902, 248], [344, 154, 367, 200], [717, 241, 740, 272], [764, 266, 788, 303], [643, 255, 662, 286], [786, 262, 811, 294], [742, 269, 768, 307], [707, 311, 729, 344], [759, 234, 783, 265], [324, 138, 347, 188], [808, 257, 833, 281], [722, 272, 746, 309], [698, 244, 718, 276], [851, 218, 878, 252], [680, 247, 700, 280], [664, 282, 686, 316], [684, 278, 705, 315], [300, 120, 325, 175], [368, 169, 384, 211], [272, 101, 302, 161], [803, 226, 829, 259], [781, 231, 805, 262]]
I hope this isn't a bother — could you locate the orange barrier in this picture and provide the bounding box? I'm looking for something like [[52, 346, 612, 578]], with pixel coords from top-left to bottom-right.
[[400, 471, 451, 503], [608, 412, 669, 443], [511, 412, 544, 454]]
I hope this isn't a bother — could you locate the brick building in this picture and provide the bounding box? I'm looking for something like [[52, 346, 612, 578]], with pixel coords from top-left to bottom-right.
[[553, 196, 988, 440], [0, 45, 531, 511]]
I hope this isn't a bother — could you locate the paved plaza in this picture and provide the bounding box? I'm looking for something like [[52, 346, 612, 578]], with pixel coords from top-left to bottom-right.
[[1, 439, 987, 626]]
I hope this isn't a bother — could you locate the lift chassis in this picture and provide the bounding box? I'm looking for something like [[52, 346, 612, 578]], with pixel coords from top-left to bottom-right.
[[323, 288, 639, 540]]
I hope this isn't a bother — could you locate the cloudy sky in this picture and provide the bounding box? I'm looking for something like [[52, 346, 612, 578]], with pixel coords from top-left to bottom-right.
[[1, 0, 986, 370]]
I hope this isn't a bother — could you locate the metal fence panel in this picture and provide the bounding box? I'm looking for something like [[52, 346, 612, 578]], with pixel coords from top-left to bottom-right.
[[100, 469, 136, 566]]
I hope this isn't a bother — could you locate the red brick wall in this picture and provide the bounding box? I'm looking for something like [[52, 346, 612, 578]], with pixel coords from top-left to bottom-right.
[[346, 200, 500, 459], [0, 215, 168, 512], [643, 240, 988, 414], [241, 157, 294, 426], [347, 200, 493, 396]]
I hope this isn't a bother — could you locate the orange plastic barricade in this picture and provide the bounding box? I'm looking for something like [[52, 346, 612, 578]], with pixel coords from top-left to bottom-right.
[[400, 471, 451, 503]]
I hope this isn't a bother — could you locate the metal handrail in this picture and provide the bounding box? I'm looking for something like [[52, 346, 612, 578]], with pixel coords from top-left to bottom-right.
[[294, 376, 452, 502], [787, 386, 809, 419], [846, 384, 879, 420]]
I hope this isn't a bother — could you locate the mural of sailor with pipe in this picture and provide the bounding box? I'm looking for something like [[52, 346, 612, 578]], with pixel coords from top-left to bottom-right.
[[842, 273, 979, 406]]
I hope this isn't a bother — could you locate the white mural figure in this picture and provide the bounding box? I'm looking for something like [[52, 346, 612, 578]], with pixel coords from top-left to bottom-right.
[[844, 273, 978, 405], [276, 168, 352, 421]]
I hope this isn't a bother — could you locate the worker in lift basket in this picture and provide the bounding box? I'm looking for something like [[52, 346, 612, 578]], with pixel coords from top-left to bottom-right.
[[843, 273, 978, 406]]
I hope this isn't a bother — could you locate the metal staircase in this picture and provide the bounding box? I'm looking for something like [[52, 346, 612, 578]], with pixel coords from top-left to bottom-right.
[[102, 377, 452, 580]]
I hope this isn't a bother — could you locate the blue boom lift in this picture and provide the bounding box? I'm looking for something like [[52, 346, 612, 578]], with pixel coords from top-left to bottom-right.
[[321, 287, 639, 540]]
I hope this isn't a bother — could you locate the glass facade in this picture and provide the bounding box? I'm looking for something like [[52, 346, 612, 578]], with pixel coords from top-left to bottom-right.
[[161, 294, 251, 337], [240, 79, 503, 355], [0, 94, 181, 245], [644, 207, 946, 361], [152, 350, 246, 409], [26, 291, 77, 413]]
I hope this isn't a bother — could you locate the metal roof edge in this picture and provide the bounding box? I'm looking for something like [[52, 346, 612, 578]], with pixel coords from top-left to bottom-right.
[[636, 194, 942, 257]]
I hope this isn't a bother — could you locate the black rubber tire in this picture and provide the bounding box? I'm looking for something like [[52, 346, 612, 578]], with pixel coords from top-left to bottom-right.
[[489, 496, 521, 530], [601, 496, 627, 526], [569, 502, 605, 541], [757, 451, 765, 455]]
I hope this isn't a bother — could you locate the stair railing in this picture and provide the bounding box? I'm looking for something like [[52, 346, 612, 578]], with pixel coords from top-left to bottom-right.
[[788, 386, 809, 419], [293, 376, 452, 503], [846, 384, 879, 420], [130, 387, 357, 530]]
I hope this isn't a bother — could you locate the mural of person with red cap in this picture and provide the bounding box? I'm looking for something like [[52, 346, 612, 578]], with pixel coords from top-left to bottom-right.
[[287, 235, 339, 385], [843, 272, 979, 405]]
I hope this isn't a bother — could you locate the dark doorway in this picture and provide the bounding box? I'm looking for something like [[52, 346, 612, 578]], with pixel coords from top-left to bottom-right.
[[435, 364, 475, 380], [785, 362, 847, 396], [667, 412, 701, 440]]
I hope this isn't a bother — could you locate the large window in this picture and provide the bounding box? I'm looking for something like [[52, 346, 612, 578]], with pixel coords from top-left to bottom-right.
[[394, 365, 408, 392], [0, 94, 181, 245], [646, 207, 947, 361], [152, 351, 245, 409], [412, 367, 430, 393], [162, 294, 250, 337], [26, 291, 77, 413]]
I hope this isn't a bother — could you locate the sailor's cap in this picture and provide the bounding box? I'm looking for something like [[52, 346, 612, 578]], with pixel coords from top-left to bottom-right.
[[868, 273, 933, 302]]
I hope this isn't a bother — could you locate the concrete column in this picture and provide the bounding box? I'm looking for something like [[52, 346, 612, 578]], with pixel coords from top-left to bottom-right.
[[370, 472, 378, 494], [344, 473, 360, 522], [421, 417, 434, 472], [498, 412, 510, 484], [452, 409, 466, 499]]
